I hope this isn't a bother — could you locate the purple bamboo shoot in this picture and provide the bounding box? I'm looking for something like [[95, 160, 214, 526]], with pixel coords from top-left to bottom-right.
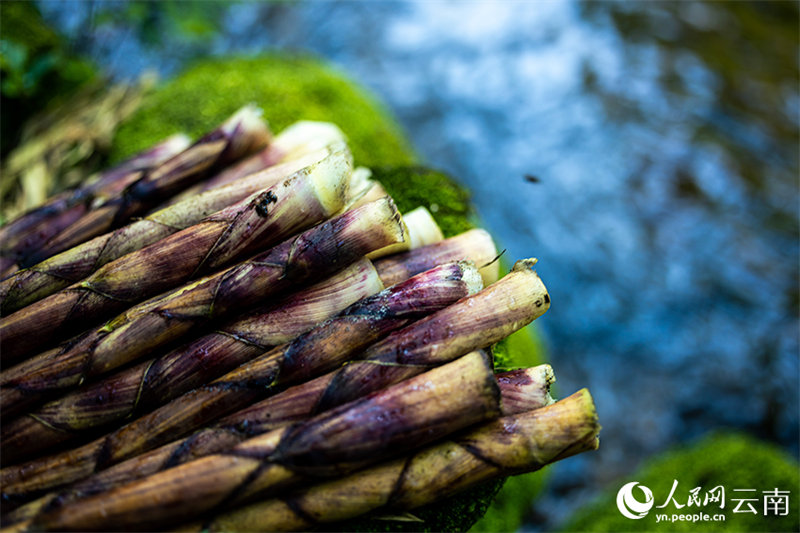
[[0, 134, 191, 276], [1, 259, 382, 463], [0, 198, 405, 417], [374, 228, 499, 287], [28, 352, 501, 531], [0, 357, 558, 526], [187, 390, 599, 533], [23, 105, 270, 267], [0, 149, 352, 361], [0, 145, 344, 318], [0, 260, 477, 499]]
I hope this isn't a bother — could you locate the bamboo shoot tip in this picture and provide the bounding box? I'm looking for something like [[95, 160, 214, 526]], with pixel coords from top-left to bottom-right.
[[309, 152, 353, 214], [512, 258, 539, 272], [223, 104, 267, 135], [457, 260, 484, 295], [574, 387, 601, 428], [164, 133, 192, 150], [542, 364, 556, 387]]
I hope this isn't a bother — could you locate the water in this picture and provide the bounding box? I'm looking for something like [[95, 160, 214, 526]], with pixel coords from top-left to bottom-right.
[[38, 1, 799, 529]]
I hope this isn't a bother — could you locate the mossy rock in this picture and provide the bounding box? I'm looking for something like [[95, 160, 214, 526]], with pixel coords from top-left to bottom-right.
[[563, 432, 800, 532], [470, 473, 548, 533], [110, 54, 415, 169], [111, 54, 547, 531]]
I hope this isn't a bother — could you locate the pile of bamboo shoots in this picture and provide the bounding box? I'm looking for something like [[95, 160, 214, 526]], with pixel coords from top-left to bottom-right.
[[0, 106, 600, 532]]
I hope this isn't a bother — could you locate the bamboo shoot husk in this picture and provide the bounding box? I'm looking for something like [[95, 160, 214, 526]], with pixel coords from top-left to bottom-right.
[[0, 144, 346, 318], [374, 227, 499, 287], [0, 359, 557, 526], [0, 199, 404, 418], [20, 105, 270, 267], [165, 121, 347, 207], [0, 260, 475, 500], [27, 352, 502, 531], [0, 149, 352, 364], [0, 134, 191, 276], [1, 259, 382, 463], [186, 389, 599, 532], [367, 207, 444, 259]]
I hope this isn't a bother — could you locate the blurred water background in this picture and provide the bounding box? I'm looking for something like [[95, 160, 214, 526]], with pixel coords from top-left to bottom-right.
[[27, 1, 800, 529]]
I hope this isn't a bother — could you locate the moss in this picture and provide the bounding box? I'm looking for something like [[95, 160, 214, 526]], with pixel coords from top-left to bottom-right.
[[369, 166, 475, 238], [563, 432, 800, 532], [110, 54, 549, 532], [471, 473, 548, 533], [493, 326, 546, 371], [110, 54, 415, 168]]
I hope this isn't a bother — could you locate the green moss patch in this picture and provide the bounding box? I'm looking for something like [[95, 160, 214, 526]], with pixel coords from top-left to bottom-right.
[[110, 54, 415, 168], [471, 473, 548, 533], [369, 166, 474, 238], [563, 432, 800, 532]]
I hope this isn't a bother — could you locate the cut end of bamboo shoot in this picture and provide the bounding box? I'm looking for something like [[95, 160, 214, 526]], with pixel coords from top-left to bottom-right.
[[157, 133, 193, 157], [220, 104, 272, 155], [347, 169, 388, 211], [273, 121, 348, 162], [459, 260, 484, 296], [305, 149, 353, 215], [367, 207, 444, 260], [404, 207, 445, 250], [346, 198, 406, 251], [496, 364, 556, 416], [526, 388, 600, 464], [341, 167, 377, 212], [499, 258, 550, 318]]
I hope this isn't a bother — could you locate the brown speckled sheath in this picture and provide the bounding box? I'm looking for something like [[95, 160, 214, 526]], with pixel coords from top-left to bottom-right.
[[11, 106, 270, 272], [0, 259, 381, 464], [0, 363, 558, 527], [0, 260, 475, 510]]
